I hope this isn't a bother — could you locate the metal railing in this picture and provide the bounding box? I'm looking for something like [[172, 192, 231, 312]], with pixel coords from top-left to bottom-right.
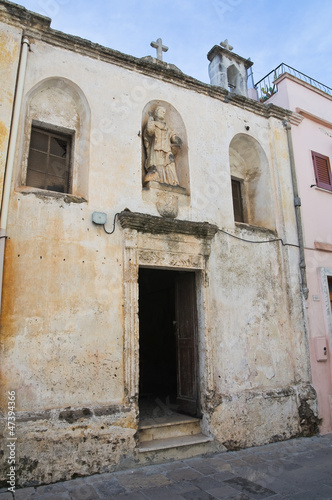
[[254, 63, 332, 102]]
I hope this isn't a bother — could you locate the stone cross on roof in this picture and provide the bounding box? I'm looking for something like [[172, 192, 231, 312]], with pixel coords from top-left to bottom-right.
[[220, 39, 233, 51], [150, 38, 168, 61]]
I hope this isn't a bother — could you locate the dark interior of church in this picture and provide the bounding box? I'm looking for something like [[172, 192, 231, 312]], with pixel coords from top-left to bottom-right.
[[138, 268, 178, 413]]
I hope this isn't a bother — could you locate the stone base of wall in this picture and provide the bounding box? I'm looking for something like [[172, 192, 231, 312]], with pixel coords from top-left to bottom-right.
[[209, 383, 319, 450], [0, 385, 319, 487], [0, 405, 137, 487]]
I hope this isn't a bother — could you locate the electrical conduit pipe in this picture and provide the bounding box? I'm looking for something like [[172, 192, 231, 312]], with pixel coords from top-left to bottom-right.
[[0, 36, 30, 311]]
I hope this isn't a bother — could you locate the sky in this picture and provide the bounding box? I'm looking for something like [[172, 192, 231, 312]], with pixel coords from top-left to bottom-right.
[[13, 0, 332, 89]]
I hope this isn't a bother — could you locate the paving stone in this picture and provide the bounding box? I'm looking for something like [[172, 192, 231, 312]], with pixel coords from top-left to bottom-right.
[[206, 457, 233, 472], [63, 483, 100, 500], [141, 464, 170, 476], [166, 480, 200, 495], [14, 487, 39, 499], [166, 467, 203, 482], [226, 459, 251, 470], [5, 435, 332, 500], [253, 476, 303, 497], [85, 473, 109, 483], [278, 458, 303, 471], [222, 494, 251, 500], [321, 475, 332, 487], [224, 477, 276, 498], [115, 471, 172, 491], [36, 483, 68, 494], [224, 457, 249, 466], [113, 493, 149, 499], [164, 459, 187, 467], [309, 448, 332, 460], [139, 485, 185, 499], [211, 471, 238, 482], [192, 475, 224, 491], [62, 477, 88, 487], [35, 494, 72, 500], [226, 466, 267, 484], [303, 483, 332, 499], [280, 467, 331, 487], [91, 478, 126, 498], [240, 454, 266, 465], [207, 484, 252, 499], [241, 461, 290, 480], [0, 492, 13, 500], [184, 457, 218, 475], [182, 489, 216, 499], [283, 485, 332, 500]]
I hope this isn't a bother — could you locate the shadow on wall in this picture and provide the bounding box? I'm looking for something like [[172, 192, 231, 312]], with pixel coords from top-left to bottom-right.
[[229, 133, 275, 230]]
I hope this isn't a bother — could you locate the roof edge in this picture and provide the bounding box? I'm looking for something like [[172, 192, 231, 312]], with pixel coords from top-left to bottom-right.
[[0, 0, 289, 122]]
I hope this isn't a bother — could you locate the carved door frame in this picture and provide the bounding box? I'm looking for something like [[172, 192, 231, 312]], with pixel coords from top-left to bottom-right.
[[119, 212, 217, 418]]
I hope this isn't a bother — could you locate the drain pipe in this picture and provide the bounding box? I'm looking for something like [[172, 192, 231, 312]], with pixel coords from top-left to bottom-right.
[[283, 120, 309, 300], [0, 36, 30, 312]]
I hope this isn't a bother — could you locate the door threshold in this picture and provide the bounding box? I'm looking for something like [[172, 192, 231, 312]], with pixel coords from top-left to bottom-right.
[[139, 412, 200, 429], [138, 433, 213, 453]]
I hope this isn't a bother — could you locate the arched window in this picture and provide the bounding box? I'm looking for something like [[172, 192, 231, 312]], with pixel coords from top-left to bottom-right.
[[229, 134, 275, 229], [227, 64, 239, 93], [18, 77, 91, 200]]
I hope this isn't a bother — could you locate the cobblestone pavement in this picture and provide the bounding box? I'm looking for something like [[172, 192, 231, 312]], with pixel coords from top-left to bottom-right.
[[1, 434, 332, 499]]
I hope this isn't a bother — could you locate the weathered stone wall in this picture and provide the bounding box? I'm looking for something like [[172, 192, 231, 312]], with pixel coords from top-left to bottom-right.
[[0, 2, 317, 487], [0, 20, 21, 201]]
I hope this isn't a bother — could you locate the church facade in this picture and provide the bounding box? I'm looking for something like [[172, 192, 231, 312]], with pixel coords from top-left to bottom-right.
[[0, 1, 319, 487]]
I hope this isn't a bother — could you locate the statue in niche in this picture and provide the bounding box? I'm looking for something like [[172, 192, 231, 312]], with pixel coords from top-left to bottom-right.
[[143, 106, 182, 186]]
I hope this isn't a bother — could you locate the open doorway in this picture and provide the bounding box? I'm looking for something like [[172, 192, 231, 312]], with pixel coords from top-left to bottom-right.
[[138, 268, 199, 419]]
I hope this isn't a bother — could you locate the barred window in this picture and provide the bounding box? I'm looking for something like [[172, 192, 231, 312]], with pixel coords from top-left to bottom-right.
[[27, 127, 72, 194]]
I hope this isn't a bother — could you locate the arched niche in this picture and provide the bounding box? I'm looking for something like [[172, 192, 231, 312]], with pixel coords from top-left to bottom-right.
[[229, 134, 275, 230], [18, 77, 91, 200], [141, 100, 190, 193], [227, 64, 239, 93]]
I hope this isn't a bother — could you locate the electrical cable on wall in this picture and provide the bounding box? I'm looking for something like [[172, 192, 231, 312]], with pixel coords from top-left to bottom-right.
[[217, 227, 300, 248], [103, 212, 120, 235], [98, 210, 300, 248]]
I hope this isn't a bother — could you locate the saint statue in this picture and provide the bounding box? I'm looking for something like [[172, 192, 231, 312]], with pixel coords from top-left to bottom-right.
[[143, 106, 182, 186]]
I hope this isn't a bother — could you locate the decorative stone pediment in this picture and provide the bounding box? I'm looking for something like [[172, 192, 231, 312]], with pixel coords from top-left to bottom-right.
[[118, 210, 218, 240], [120, 210, 217, 403]]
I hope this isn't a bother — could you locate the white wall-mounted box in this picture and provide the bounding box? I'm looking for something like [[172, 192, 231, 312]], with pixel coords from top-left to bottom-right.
[[314, 337, 328, 362]]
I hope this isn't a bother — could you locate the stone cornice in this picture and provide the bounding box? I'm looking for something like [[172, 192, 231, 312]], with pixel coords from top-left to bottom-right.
[[0, 0, 291, 121], [207, 45, 253, 69], [295, 108, 332, 129], [0, 0, 50, 29], [288, 112, 304, 126], [118, 211, 219, 240]]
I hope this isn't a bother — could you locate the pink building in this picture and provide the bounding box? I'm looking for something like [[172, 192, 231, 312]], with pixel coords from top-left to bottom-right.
[[256, 66, 332, 434]]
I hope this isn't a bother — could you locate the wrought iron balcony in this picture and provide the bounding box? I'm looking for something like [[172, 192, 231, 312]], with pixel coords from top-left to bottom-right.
[[254, 63, 332, 102]]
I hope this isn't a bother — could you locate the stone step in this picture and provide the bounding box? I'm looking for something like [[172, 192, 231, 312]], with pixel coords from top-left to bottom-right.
[[138, 433, 213, 453], [139, 415, 201, 442], [135, 433, 222, 467]]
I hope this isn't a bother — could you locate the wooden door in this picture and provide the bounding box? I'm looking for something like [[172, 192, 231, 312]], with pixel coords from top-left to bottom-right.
[[175, 272, 199, 416]]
